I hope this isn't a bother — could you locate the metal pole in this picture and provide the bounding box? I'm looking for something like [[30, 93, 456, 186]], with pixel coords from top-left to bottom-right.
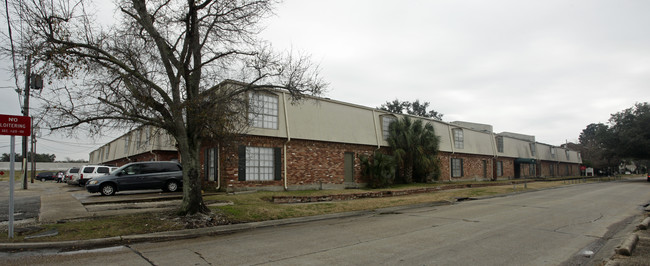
[[22, 55, 31, 189], [9, 135, 15, 238]]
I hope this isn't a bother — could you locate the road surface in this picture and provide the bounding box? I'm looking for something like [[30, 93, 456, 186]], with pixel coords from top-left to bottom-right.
[[2, 178, 649, 265]]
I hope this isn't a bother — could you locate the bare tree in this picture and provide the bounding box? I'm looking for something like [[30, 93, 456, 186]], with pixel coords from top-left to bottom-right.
[[4, 0, 326, 214]]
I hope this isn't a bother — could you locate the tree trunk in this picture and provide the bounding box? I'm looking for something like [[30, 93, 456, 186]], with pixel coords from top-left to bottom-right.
[[404, 161, 414, 183], [177, 134, 209, 215]]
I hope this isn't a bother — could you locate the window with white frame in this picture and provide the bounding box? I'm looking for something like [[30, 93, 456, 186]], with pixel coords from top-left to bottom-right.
[[496, 161, 503, 177], [496, 136, 504, 153], [245, 147, 275, 181], [105, 145, 110, 160], [565, 150, 570, 160], [451, 158, 463, 178], [550, 147, 556, 158], [205, 147, 218, 181], [382, 116, 396, 140], [453, 128, 464, 149], [249, 92, 279, 129]]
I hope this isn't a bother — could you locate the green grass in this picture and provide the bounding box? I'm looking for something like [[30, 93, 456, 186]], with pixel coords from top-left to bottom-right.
[[3, 211, 183, 242]]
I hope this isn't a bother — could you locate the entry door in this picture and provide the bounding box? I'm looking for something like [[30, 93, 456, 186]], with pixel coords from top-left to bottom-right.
[[344, 152, 355, 183], [514, 163, 521, 179]]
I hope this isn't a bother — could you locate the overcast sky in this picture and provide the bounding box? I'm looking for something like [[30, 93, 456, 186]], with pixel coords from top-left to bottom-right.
[[2, 0, 649, 160]]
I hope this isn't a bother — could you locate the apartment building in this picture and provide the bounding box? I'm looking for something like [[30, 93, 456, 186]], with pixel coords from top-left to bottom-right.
[[90, 87, 581, 191]]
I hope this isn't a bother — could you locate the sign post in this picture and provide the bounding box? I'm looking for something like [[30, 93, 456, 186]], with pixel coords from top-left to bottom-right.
[[1, 114, 32, 239]]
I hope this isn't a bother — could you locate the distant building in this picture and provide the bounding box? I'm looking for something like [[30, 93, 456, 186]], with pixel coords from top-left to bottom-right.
[[90, 83, 581, 191]]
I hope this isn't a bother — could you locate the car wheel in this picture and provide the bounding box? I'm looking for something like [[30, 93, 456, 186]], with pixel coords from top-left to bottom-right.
[[100, 184, 116, 196], [164, 180, 179, 192]]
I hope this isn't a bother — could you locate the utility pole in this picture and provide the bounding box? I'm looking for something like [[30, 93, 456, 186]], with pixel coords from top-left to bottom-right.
[[21, 55, 43, 188], [22, 55, 31, 189]]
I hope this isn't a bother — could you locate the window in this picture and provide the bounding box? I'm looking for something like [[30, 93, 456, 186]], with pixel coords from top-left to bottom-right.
[[105, 145, 111, 160], [496, 161, 503, 177], [83, 167, 95, 174], [451, 158, 463, 178], [97, 167, 110, 174], [453, 128, 464, 149], [249, 92, 279, 129], [205, 147, 218, 181], [529, 143, 536, 157], [565, 150, 570, 160], [496, 136, 504, 153], [136, 130, 143, 149], [550, 147, 556, 158], [124, 134, 131, 154], [549, 164, 555, 176], [382, 116, 396, 140], [239, 146, 280, 181], [144, 127, 151, 146]]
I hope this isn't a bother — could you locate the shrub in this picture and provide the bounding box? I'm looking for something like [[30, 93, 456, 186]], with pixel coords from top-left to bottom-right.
[[360, 152, 397, 188]]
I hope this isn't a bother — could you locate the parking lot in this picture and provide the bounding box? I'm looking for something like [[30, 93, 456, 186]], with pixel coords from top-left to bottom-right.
[[1, 179, 183, 226]]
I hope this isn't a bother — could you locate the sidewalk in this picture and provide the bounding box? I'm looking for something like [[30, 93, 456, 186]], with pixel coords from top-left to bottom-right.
[[39, 193, 90, 223]]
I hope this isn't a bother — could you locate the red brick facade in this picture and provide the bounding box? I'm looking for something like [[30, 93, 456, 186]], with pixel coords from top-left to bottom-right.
[[198, 135, 581, 191], [201, 136, 380, 191]]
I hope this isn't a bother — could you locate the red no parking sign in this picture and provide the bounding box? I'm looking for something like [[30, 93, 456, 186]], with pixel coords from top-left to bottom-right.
[[2, 113, 31, 239], [0, 114, 31, 136]]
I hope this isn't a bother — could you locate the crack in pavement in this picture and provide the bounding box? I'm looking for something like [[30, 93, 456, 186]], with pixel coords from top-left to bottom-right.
[[194, 250, 213, 265], [126, 245, 156, 266], [553, 213, 605, 233]]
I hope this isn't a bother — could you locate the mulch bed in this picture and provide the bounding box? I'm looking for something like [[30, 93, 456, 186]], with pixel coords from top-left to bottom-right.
[[271, 181, 533, 203]]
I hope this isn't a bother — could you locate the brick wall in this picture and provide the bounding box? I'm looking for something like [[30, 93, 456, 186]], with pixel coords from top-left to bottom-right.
[[201, 136, 379, 191], [200, 135, 581, 191], [437, 153, 517, 181]]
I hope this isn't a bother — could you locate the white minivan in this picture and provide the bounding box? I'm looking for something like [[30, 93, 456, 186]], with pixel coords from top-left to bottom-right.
[[68, 165, 116, 186]]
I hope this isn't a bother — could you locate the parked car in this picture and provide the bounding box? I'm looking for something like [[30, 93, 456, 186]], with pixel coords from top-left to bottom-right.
[[86, 161, 183, 196], [69, 165, 114, 186], [36, 171, 57, 181], [647, 173, 649, 182], [64, 167, 80, 183]]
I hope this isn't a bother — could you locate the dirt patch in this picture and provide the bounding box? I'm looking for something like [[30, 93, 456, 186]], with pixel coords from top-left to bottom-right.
[[157, 210, 235, 229]]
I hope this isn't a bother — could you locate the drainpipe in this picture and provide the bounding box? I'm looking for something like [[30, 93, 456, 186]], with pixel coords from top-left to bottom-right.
[[216, 143, 221, 190], [283, 92, 291, 190], [447, 124, 454, 182], [373, 110, 381, 149], [491, 133, 498, 181]]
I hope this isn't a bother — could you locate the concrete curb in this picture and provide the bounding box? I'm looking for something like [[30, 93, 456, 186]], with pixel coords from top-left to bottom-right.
[[0, 200, 457, 252], [637, 217, 650, 230], [615, 233, 639, 256]]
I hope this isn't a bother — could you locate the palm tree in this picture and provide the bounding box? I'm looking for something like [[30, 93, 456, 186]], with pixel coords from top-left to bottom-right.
[[387, 116, 441, 183]]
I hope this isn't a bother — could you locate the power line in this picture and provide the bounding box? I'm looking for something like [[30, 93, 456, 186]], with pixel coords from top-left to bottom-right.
[[4, 0, 23, 108]]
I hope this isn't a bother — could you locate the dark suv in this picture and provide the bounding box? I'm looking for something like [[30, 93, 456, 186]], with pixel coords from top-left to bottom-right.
[[85, 161, 183, 196]]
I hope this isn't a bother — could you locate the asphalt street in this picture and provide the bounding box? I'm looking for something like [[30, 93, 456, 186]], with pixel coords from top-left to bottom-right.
[[2, 178, 649, 266]]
